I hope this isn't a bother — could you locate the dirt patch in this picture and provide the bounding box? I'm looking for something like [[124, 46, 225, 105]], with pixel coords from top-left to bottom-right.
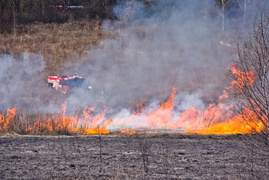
[[0, 134, 268, 179]]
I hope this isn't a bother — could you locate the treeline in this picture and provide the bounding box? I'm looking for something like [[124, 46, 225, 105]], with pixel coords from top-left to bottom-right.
[[0, 0, 247, 34], [0, 0, 120, 33]]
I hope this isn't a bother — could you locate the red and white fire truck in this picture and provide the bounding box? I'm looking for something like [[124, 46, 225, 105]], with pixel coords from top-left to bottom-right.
[[48, 75, 88, 93]]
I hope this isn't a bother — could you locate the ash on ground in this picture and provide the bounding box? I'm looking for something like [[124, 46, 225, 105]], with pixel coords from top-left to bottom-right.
[[0, 134, 268, 179]]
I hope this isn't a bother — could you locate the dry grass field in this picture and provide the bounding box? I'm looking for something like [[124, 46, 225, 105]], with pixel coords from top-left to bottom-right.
[[1, 3, 269, 179], [0, 134, 268, 179], [0, 20, 107, 75]]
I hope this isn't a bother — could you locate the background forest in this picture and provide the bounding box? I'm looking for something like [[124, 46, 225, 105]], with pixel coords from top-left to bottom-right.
[[0, 0, 247, 34]]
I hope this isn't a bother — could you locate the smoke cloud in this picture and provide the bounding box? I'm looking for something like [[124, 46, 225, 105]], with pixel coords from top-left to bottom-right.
[[0, 53, 48, 111], [65, 0, 257, 112], [0, 0, 264, 118]]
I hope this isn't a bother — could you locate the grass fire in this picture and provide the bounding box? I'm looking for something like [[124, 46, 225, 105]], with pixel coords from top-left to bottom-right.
[[0, 0, 269, 179], [0, 65, 266, 135]]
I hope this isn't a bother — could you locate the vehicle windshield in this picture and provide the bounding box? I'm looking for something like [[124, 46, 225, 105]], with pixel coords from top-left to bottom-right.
[[63, 78, 85, 87]]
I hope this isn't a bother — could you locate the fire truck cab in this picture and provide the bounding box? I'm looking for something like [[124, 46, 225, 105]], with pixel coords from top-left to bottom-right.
[[48, 75, 87, 93]]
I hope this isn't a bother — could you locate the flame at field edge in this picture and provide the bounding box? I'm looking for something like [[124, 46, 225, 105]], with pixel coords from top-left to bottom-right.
[[0, 66, 267, 135]]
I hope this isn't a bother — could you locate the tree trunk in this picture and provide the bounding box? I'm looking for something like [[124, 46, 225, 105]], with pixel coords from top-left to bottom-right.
[[221, 0, 225, 33], [13, 0, 16, 36]]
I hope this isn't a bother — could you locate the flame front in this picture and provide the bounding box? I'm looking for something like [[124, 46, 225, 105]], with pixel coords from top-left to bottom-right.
[[24, 104, 111, 135], [112, 65, 264, 134], [0, 107, 16, 132], [0, 65, 266, 135]]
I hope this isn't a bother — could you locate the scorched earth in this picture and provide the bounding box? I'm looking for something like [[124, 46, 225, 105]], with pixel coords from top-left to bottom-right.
[[0, 134, 267, 179]]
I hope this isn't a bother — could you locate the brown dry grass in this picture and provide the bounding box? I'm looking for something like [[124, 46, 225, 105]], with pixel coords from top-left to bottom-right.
[[0, 107, 111, 135], [0, 20, 108, 75]]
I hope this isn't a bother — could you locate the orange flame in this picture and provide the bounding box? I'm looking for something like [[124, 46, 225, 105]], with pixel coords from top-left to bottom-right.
[[182, 65, 263, 134], [185, 108, 265, 134], [0, 66, 266, 135], [112, 66, 264, 134], [220, 64, 255, 100], [120, 129, 136, 134], [230, 64, 255, 90], [0, 107, 16, 131], [24, 103, 112, 134]]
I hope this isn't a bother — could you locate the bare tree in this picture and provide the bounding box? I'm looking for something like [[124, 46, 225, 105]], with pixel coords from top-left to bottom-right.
[[232, 7, 269, 139], [237, 0, 250, 26], [216, 0, 237, 34], [12, 0, 16, 36]]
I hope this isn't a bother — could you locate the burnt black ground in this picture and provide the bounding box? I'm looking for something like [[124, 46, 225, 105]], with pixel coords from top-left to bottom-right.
[[0, 134, 268, 179]]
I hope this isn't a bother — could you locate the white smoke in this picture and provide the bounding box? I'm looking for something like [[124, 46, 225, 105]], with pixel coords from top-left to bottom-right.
[[0, 53, 51, 111], [64, 0, 242, 112], [0, 0, 264, 121]]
